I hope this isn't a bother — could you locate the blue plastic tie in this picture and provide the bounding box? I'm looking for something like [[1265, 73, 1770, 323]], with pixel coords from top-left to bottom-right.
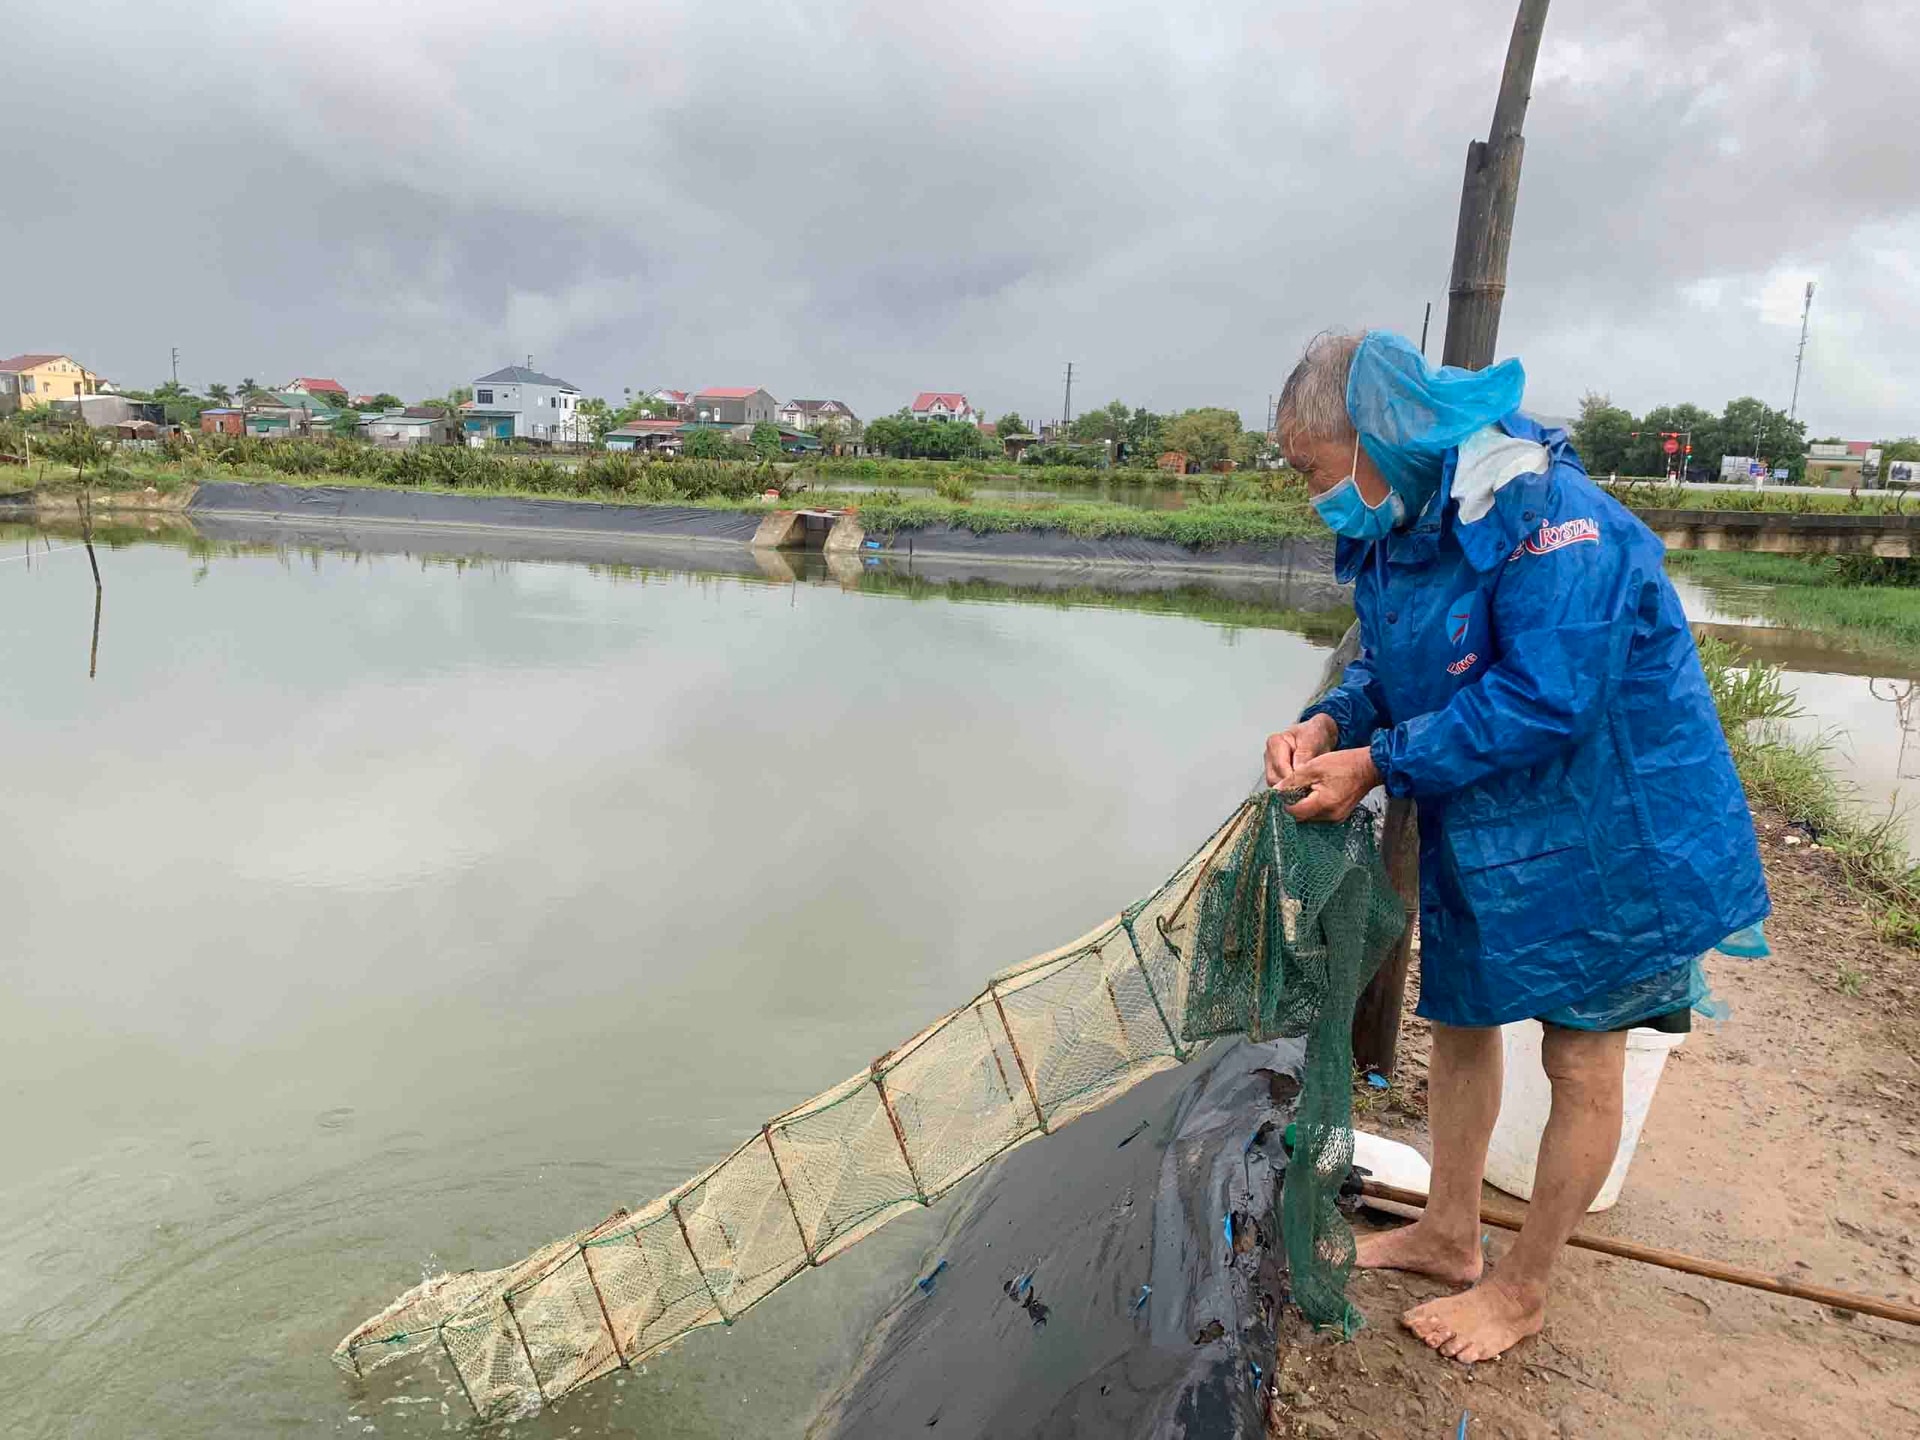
[[1457, 1408, 1471, 1439], [1365, 1070, 1389, 1090], [916, 1258, 948, 1295], [1130, 1284, 1151, 1314]]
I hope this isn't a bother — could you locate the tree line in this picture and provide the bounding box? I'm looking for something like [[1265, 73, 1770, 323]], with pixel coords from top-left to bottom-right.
[[991, 401, 1272, 470], [1571, 392, 1813, 482]]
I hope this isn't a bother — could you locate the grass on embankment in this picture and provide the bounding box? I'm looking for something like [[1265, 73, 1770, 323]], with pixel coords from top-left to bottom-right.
[[1699, 634, 1920, 946], [1669, 551, 1920, 652], [1602, 479, 1912, 517], [850, 493, 1318, 544], [6, 451, 1325, 547]]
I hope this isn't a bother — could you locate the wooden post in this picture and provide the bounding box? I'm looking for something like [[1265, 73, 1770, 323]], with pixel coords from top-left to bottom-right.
[[1351, 0, 1551, 1081], [1441, 0, 1551, 373]]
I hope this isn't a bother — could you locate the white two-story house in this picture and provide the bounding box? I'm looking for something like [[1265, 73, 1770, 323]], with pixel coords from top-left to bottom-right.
[[776, 398, 859, 432], [909, 391, 980, 425], [465, 365, 586, 444]]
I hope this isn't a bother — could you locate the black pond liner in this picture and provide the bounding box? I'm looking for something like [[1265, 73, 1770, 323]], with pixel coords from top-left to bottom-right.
[[812, 1038, 1305, 1440], [183, 481, 1338, 580], [188, 480, 768, 544]]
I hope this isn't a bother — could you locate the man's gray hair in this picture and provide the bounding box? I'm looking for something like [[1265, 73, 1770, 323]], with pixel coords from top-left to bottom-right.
[[1276, 331, 1360, 451]]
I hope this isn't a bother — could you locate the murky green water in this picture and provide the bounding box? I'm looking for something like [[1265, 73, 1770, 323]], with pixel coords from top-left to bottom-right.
[[0, 528, 1340, 1438], [3, 522, 1908, 1439]]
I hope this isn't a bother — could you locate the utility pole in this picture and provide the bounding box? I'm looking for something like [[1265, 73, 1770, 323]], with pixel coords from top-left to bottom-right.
[[170, 346, 180, 387], [1352, 0, 1552, 1082], [1441, 0, 1551, 371], [1789, 281, 1815, 421], [1061, 362, 1074, 429]]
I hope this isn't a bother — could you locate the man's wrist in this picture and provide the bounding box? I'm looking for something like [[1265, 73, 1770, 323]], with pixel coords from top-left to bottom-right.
[[1367, 730, 1398, 794]]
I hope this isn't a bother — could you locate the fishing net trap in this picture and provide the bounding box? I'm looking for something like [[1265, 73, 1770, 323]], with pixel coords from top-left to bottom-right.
[[335, 789, 1404, 1418]]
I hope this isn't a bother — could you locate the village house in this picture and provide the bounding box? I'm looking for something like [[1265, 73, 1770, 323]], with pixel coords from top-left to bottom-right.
[[604, 418, 687, 454], [243, 391, 336, 438], [694, 387, 778, 425], [649, 389, 693, 418], [465, 364, 586, 444], [51, 394, 166, 429], [283, 376, 349, 403], [361, 407, 460, 448], [1804, 440, 1886, 489], [775, 398, 858, 432], [909, 391, 980, 425], [0, 353, 99, 415], [200, 409, 246, 437]]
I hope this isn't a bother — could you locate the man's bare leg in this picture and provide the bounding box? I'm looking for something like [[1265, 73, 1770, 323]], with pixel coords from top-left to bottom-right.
[[1354, 1021, 1499, 1285], [1404, 1026, 1627, 1362]]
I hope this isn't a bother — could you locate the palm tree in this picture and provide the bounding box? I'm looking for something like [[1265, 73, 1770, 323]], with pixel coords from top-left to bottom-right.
[[206, 383, 232, 406], [237, 377, 261, 403]]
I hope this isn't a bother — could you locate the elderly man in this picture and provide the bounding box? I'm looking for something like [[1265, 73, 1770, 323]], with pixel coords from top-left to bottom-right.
[[1264, 330, 1768, 1362]]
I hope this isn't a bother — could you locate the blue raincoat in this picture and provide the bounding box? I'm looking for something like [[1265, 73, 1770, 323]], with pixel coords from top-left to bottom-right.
[[1302, 412, 1769, 1029]]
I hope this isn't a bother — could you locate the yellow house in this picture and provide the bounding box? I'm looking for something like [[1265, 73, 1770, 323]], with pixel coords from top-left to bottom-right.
[[0, 353, 100, 413]]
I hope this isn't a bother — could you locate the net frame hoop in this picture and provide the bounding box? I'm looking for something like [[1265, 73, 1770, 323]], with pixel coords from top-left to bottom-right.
[[501, 1290, 549, 1407], [989, 982, 1049, 1134], [578, 1241, 629, 1369], [761, 1123, 819, 1266]]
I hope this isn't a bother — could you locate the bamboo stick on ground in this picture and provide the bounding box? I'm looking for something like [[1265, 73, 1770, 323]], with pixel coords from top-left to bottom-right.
[[1358, 1180, 1920, 1329]]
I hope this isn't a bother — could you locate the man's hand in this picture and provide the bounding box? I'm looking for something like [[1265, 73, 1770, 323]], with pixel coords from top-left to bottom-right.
[[1264, 713, 1339, 789], [1284, 746, 1382, 823]]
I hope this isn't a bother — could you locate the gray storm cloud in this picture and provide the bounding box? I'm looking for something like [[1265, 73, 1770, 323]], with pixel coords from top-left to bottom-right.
[[3, 0, 1915, 436]]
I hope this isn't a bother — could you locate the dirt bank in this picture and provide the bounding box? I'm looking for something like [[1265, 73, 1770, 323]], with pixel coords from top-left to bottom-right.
[[1268, 810, 1920, 1439]]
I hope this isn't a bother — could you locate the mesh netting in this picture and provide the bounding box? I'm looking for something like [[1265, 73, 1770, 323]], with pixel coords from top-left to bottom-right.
[[335, 791, 1403, 1416]]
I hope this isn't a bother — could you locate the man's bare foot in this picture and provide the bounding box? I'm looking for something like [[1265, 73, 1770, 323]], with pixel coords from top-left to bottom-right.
[[1353, 1219, 1483, 1285], [1401, 1275, 1544, 1363]]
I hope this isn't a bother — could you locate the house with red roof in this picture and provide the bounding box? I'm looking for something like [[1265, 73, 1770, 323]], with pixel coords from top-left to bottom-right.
[[283, 376, 349, 401], [0, 353, 98, 414], [909, 392, 980, 425], [694, 386, 778, 425]]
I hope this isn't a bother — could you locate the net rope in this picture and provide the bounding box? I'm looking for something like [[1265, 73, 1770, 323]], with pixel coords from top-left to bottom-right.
[[334, 791, 1403, 1416]]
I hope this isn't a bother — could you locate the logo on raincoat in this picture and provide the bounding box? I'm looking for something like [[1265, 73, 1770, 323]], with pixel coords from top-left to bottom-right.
[[1523, 517, 1601, 555]]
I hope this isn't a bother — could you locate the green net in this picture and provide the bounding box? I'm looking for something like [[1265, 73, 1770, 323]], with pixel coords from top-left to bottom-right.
[[334, 791, 1403, 1416]]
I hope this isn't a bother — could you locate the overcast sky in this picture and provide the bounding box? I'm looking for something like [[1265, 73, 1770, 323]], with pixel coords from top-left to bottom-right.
[[5, 1, 1916, 437]]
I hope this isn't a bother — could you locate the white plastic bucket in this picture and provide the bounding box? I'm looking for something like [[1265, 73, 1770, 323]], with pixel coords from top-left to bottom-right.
[[1483, 1019, 1686, 1212]]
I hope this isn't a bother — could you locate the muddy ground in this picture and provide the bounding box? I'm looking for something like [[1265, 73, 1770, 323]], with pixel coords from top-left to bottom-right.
[[1269, 810, 1920, 1439]]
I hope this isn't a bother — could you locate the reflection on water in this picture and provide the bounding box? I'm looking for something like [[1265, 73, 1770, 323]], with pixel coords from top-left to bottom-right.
[[1670, 574, 1919, 847], [0, 525, 1345, 1439]]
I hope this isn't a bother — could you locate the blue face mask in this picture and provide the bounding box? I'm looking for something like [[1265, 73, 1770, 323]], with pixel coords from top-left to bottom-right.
[[1311, 432, 1406, 540]]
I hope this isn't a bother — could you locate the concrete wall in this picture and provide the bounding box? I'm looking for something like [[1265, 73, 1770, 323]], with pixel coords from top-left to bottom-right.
[[1640, 507, 1919, 558]]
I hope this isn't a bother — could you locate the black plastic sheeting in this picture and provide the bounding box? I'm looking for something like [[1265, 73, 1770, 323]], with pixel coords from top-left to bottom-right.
[[187, 481, 766, 543], [183, 481, 1337, 579], [187, 511, 798, 583], [812, 1039, 1304, 1440], [856, 521, 1333, 576]]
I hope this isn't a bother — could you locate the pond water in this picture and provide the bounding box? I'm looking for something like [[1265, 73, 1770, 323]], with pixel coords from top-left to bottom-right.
[[4, 523, 1909, 1439], [1670, 573, 1920, 851], [0, 527, 1339, 1438]]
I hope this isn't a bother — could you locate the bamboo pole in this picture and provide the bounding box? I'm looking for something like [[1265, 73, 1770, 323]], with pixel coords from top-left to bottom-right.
[[1359, 1180, 1920, 1328]]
